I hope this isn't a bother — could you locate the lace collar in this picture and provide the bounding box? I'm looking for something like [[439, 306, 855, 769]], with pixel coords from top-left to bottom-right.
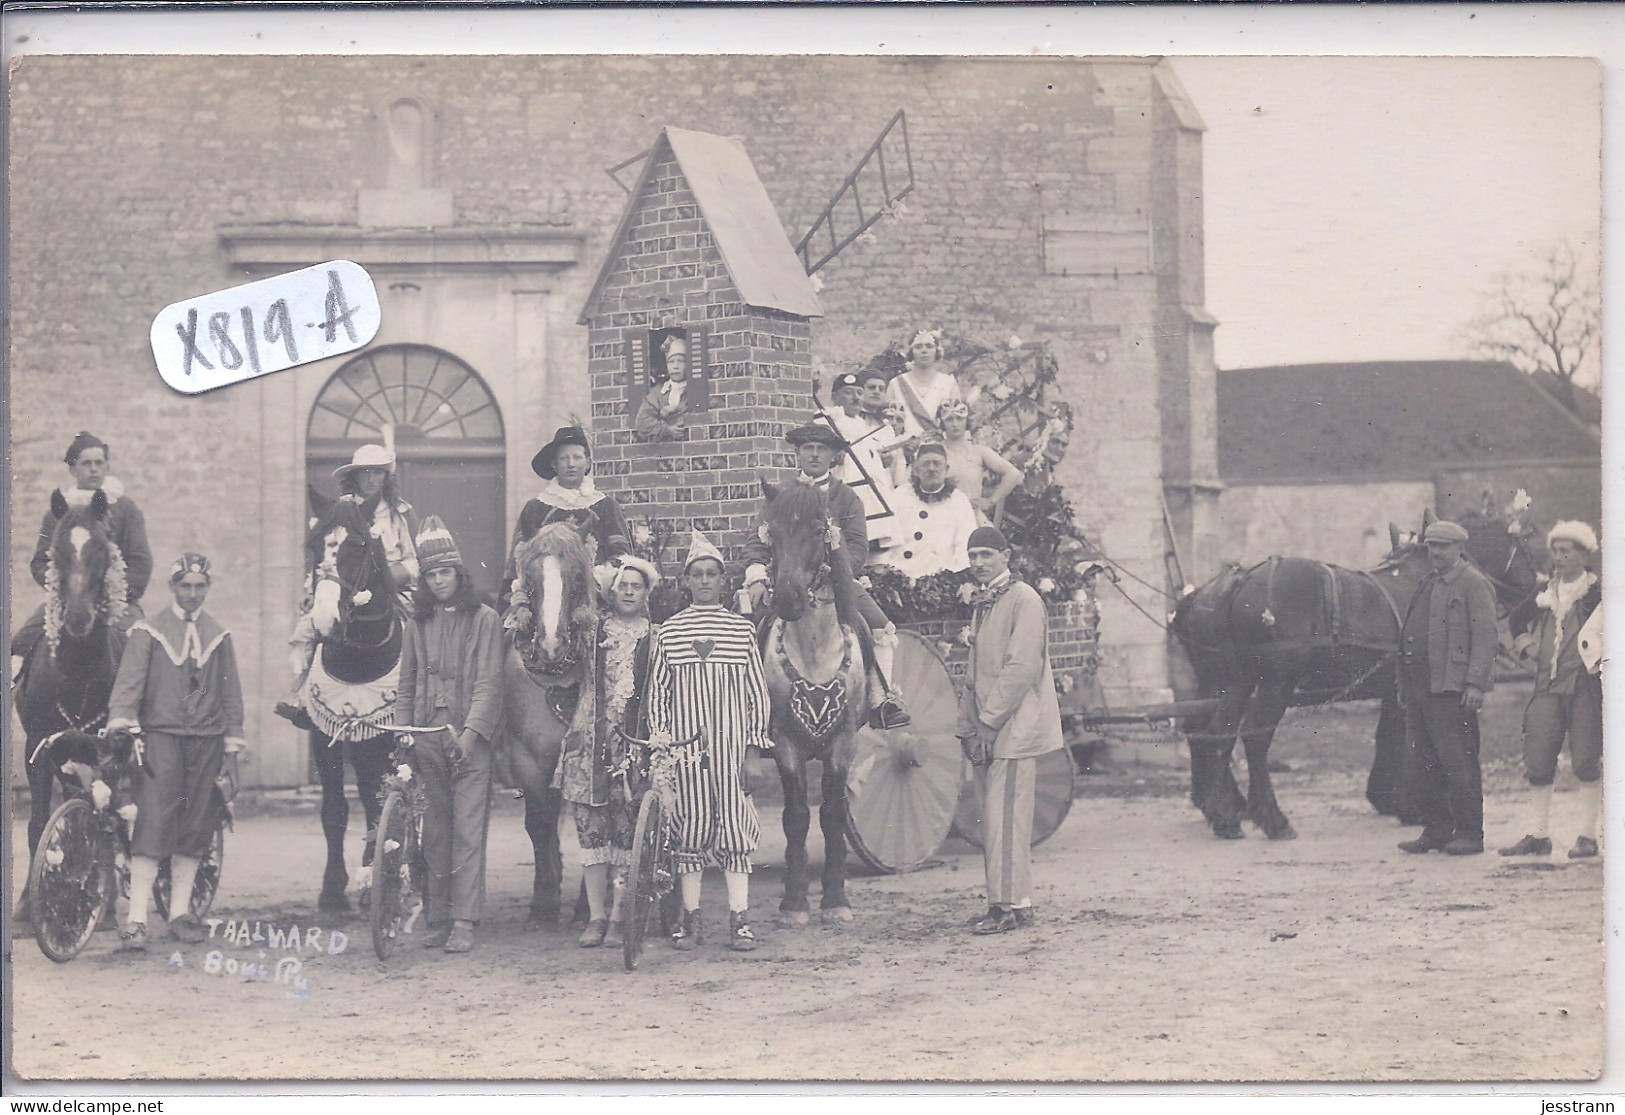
[[536, 477, 603, 512]]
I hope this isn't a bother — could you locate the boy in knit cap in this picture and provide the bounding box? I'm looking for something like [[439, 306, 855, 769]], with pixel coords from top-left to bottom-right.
[[645, 530, 772, 952], [393, 516, 506, 953]]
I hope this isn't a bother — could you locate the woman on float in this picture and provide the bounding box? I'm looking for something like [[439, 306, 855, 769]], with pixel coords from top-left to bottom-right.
[[936, 398, 1024, 523]]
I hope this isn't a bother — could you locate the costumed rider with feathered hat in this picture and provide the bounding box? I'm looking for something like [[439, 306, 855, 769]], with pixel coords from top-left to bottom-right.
[[12, 431, 153, 678], [741, 423, 911, 731], [1501, 520, 1604, 860], [502, 424, 633, 629], [276, 440, 419, 724], [645, 531, 773, 953]]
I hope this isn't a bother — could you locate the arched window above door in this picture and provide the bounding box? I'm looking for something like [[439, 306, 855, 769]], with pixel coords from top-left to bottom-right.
[[308, 344, 504, 444]]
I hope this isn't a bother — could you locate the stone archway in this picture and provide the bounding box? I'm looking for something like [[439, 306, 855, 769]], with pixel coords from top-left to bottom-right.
[[307, 343, 507, 601]]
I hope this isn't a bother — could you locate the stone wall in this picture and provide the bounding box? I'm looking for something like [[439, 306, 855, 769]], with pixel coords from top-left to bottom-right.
[[9, 54, 1211, 783]]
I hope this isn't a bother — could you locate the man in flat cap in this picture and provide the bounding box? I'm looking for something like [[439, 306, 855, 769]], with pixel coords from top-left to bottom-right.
[[1501, 520, 1603, 859], [957, 525, 1064, 933], [743, 423, 910, 729], [1397, 519, 1499, 856]]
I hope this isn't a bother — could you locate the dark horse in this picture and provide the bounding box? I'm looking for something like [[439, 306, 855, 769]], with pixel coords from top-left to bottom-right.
[[499, 522, 599, 926], [758, 481, 871, 923], [15, 489, 128, 922], [296, 492, 403, 912], [1170, 510, 1538, 841]]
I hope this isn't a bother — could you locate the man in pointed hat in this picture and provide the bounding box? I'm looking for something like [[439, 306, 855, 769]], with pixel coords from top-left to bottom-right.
[[394, 516, 506, 954], [741, 423, 911, 730], [644, 530, 772, 953]]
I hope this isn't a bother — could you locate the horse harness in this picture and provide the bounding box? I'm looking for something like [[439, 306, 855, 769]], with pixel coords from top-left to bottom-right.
[[774, 621, 853, 741]]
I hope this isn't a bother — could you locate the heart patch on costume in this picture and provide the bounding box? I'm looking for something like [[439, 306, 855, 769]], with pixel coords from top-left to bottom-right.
[[691, 638, 715, 661]]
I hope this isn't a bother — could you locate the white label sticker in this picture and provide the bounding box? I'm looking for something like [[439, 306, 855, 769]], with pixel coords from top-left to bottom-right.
[[149, 261, 381, 394]]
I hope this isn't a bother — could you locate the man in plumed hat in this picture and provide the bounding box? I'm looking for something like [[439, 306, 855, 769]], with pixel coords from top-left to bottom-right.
[[12, 431, 153, 675], [502, 425, 632, 623], [741, 423, 910, 730], [1397, 519, 1499, 856], [957, 525, 1064, 934], [106, 553, 245, 950], [1501, 520, 1604, 859], [645, 530, 773, 953]]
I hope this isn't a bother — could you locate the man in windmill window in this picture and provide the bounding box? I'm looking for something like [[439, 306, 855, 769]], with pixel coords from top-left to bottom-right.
[[636, 334, 695, 443], [742, 423, 911, 731]]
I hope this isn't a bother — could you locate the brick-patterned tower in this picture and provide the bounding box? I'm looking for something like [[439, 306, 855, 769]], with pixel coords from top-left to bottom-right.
[[579, 127, 823, 572]]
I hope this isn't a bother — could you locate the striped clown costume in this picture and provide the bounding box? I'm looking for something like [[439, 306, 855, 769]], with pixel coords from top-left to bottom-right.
[[645, 538, 772, 876]]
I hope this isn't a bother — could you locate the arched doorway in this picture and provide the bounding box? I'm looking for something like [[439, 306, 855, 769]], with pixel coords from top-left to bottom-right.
[[307, 344, 506, 601]]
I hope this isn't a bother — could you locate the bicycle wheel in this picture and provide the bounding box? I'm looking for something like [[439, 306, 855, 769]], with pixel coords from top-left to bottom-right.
[[370, 790, 415, 960], [623, 790, 668, 973], [29, 798, 115, 963], [152, 802, 227, 921]]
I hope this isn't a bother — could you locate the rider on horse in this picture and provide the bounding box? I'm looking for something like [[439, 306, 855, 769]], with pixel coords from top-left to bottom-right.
[[12, 431, 152, 678], [278, 442, 418, 723], [742, 423, 910, 731], [503, 425, 632, 624]]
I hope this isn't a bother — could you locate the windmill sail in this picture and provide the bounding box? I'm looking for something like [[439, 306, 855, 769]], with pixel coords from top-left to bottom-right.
[[796, 109, 915, 275]]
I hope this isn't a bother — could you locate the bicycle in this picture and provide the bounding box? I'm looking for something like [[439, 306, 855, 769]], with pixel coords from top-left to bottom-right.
[[26, 727, 231, 963], [617, 726, 706, 972], [368, 725, 444, 960]]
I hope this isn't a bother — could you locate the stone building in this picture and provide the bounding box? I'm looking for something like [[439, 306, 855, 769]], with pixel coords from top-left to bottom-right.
[[8, 55, 1218, 786], [1215, 361, 1602, 570]]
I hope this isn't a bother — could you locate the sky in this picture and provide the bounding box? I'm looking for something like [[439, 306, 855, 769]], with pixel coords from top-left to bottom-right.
[[1172, 56, 1602, 380]]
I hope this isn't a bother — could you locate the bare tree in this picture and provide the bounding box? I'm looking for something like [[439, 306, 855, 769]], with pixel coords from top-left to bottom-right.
[[1467, 243, 1600, 414]]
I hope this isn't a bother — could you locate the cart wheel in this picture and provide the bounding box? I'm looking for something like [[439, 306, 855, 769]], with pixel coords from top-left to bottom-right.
[[153, 795, 228, 922], [30, 798, 115, 963], [370, 790, 417, 960], [624, 791, 668, 972], [949, 745, 1077, 851], [845, 631, 965, 874]]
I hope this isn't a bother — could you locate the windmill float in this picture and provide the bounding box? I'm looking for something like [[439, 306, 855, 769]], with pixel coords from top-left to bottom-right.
[[578, 116, 1093, 877]]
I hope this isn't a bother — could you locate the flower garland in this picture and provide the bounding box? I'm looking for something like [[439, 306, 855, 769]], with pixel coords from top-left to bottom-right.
[[41, 541, 128, 650]]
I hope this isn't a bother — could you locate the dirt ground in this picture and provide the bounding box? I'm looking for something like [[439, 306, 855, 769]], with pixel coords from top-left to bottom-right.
[[3, 680, 1606, 1083]]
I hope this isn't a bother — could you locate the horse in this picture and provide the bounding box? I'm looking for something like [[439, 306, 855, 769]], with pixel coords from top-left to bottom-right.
[[498, 522, 599, 927], [758, 481, 871, 923], [296, 492, 403, 912], [15, 489, 129, 923], [1170, 510, 1539, 841]]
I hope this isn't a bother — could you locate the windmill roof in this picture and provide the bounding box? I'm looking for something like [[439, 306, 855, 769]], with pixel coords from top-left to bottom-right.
[[580, 127, 823, 324], [1218, 360, 1600, 483]]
